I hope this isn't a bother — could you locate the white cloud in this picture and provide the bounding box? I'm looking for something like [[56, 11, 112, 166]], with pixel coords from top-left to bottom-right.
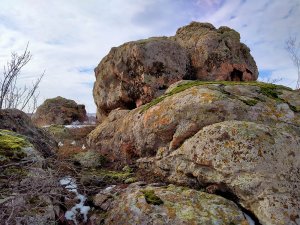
[[0, 0, 299, 112]]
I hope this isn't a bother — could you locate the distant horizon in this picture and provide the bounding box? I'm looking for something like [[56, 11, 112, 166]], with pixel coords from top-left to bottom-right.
[[1, 0, 299, 113]]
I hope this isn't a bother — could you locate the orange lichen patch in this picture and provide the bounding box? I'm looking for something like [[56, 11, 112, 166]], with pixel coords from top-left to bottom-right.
[[200, 92, 218, 103], [143, 106, 160, 125], [224, 140, 235, 148], [143, 107, 172, 129], [157, 116, 171, 126]]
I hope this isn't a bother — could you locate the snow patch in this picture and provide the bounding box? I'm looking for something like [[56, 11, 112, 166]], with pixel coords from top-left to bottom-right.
[[64, 124, 93, 129], [60, 176, 90, 224]]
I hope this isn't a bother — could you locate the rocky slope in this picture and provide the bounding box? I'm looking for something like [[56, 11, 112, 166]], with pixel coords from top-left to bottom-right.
[[32, 96, 88, 126], [0, 109, 57, 157], [0, 110, 61, 224], [93, 22, 258, 121], [88, 81, 300, 225]]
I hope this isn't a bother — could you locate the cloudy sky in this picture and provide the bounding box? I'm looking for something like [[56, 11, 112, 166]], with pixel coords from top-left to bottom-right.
[[0, 0, 299, 112]]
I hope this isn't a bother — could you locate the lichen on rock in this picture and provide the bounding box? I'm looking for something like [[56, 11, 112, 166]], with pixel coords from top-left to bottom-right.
[[104, 183, 249, 225]]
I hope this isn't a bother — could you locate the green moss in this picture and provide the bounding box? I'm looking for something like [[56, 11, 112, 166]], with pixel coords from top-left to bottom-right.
[[0, 130, 30, 163], [44, 125, 69, 138], [140, 81, 292, 113], [240, 98, 258, 106], [124, 177, 137, 184], [80, 168, 133, 185], [141, 189, 164, 205], [122, 165, 134, 173], [260, 86, 281, 99]]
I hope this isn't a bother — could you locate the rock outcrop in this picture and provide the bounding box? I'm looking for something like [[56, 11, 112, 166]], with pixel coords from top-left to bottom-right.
[[32, 96, 88, 126], [102, 183, 250, 225], [172, 22, 258, 81], [93, 22, 258, 121], [0, 109, 57, 157], [88, 81, 300, 225], [88, 81, 299, 163]]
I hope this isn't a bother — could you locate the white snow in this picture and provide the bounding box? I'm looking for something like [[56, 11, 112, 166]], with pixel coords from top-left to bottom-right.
[[71, 140, 76, 145], [244, 212, 255, 225], [64, 124, 92, 129], [60, 176, 90, 224], [58, 141, 64, 147]]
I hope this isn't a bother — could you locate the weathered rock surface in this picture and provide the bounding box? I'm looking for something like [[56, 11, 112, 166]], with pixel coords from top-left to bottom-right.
[[0, 109, 57, 157], [88, 81, 300, 225], [93, 22, 258, 121], [103, 183, 249, 225], [93, 37, 190, 121], [88, 81, 299, 164], [140, 121, 300, 225], [172, 22, 258, 81], [32, 96, 88, 126]]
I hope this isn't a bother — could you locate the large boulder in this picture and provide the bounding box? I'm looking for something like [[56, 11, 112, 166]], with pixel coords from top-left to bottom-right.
[[139, 121, 300, 225], [0, 109, 57, 157], [93, 37, 190, 121], [88, 81, 300, 224], [100, 183, 250, 225], [93, 22, 258, 121], [32, 96, 88, 126], [172, 22, 258, 81]]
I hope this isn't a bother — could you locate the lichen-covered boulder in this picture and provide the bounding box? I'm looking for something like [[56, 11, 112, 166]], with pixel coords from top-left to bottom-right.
[[88, 81, 300, 224], [93, 22, 258, 121], [104, 183, 249, 225], [93, 37, 189, 121], [0, 129, 40, 165], [173, 22, 258, 81], [0, 109, 57, 157], [32, 96, 88, 126], [140, 121, 300, 225], [88, 81, 299, 165]]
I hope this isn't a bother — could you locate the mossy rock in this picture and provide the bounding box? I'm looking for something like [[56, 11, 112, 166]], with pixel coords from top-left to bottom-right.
[[80, 168, 134, 187], [0, 130, 31, 164], [140, 81, 292, 112], [44, 125, 69, 139], [141, 189, 164, 205], [124, 177, 138, 184]]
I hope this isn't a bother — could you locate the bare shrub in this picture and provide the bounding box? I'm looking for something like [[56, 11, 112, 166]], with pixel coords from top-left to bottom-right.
[[0, 44, 44, 113]]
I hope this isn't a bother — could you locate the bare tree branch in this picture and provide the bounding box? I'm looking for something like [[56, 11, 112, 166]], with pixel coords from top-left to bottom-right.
[[285, 35, 300, 89], [0, 43, 44, 112]]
